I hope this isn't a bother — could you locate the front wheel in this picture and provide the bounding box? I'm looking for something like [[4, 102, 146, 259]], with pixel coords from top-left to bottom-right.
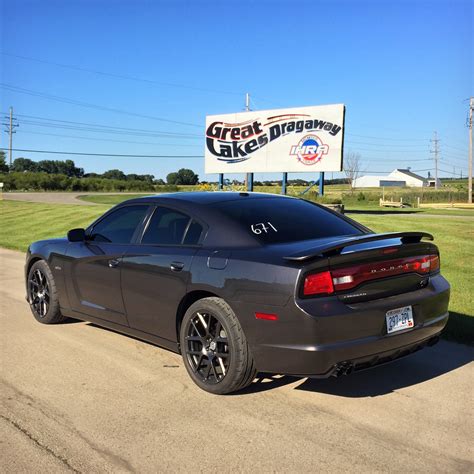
[[180, 297, 256, 395], [27, 260, 66, 324]]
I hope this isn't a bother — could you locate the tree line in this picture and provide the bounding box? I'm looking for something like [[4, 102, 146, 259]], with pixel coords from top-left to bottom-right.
[[0, 152, 200, 191]]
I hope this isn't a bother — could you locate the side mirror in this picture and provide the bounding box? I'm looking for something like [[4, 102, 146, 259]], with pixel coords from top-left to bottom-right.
[[67, 228, 86, 242]]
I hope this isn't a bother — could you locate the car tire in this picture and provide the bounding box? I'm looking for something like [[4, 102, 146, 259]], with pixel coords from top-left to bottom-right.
[[27, 260, 66, 324], [180, 297, 257, 395]]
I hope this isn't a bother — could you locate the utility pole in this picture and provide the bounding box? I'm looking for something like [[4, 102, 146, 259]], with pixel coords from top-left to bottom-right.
[[468, 97, 473, 204], [430, 131, 440, 190], [2, 107, 19, 167], [244, 92, 254, 192]]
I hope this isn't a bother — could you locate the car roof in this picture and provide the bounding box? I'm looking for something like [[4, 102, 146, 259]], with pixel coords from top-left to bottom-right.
[[125, 191, 295, 205], [115, 192, 296, 248]]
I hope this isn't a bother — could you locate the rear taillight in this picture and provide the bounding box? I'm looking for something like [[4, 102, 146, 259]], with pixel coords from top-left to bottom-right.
[[428, 255, 440, 272], [303, 254, 439, 296], [303, 271, 334, 296]]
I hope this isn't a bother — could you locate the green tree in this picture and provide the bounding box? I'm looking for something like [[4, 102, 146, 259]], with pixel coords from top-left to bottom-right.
[[0, 151, 8, 173], [127, 173, 155, 183], [166, 172, 178, 184], [11, 158, 38, 172], [56, 159, 84, 177], [103, 169, 126, 180], [166, 168, 199, 185]]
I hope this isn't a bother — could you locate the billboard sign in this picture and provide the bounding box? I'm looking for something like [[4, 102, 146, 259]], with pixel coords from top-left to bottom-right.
[[205, 104, 345, 173]]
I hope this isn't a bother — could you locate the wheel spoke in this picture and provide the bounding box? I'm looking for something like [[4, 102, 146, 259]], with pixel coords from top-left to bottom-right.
[[194, 355, 204, 372], [197, 312, 208, 333], [217, 357, 226, 376], [187, 350, 202, 356], [203, 360, 212, 380], [210, 358, 219, 380], [191, 320, 204, 338]]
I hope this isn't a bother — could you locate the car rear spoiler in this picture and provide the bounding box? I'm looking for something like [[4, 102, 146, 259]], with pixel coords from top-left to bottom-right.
[[283, 232, 434, 262]]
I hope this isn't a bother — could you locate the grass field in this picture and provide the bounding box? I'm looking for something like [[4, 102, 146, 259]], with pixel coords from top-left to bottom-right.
[[1, 199, 472, 345], [78, 193, 474, 217]]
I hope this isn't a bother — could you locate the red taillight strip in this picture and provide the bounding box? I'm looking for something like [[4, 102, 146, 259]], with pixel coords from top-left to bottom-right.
[[303, 271, 334, 296], [255, 312, 279, 321], [303, 254, 439, 296]]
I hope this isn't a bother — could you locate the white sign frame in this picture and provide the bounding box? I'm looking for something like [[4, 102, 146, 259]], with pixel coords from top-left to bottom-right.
[[205, 104, 345, 174]]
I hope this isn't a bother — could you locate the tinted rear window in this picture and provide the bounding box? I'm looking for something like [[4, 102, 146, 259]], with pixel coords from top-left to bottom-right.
[[213, 198, 362, 244]]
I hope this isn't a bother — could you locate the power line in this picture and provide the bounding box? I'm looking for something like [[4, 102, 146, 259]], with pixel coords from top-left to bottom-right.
[[444, 143, 468, 153], [0, 147, 203, 158], [346, 140, 428, 149], [0, 83, 202, 128], [18, 129, 199, 147], [5, 112, 202, 137], [346, 132, 429, 142], [0, 51, 243, 97], [17, 119, 201, 139]]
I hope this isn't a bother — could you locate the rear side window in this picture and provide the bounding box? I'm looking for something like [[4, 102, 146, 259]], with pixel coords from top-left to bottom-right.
[[89, 205, 149, 244], [213, 198, 362, 244], [142, 207, 192, 245], [183, 221, 203, 245]]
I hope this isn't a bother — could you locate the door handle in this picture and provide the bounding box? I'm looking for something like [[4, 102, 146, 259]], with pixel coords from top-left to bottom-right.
[[170, 261, 185, 272], [108, 259, 120, 268]]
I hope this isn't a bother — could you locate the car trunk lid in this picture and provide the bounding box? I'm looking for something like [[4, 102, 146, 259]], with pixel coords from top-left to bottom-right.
[[285, 232, 440, 303]]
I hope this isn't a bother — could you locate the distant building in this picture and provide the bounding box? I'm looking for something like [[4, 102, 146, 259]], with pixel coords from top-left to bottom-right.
[[352, 169, 434, 188]]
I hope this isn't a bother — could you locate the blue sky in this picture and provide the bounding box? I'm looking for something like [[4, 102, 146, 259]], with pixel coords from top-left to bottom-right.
[[0, 0, 472, 182]]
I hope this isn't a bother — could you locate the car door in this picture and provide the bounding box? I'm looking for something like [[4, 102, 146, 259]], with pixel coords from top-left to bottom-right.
[[121, 206, 204, 341], [66, 204, 151, 326]]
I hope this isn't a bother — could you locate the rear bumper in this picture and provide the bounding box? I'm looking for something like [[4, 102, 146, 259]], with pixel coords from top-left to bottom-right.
[[233, 274, 450, 376], [274, 313, 447, 377]]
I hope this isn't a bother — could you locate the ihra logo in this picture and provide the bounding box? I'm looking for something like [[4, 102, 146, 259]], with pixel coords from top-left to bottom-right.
[[289, 135, 329, 165]]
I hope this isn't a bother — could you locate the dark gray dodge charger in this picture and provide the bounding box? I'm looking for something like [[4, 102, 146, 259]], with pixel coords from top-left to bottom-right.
[[25, 192, 450, 394]]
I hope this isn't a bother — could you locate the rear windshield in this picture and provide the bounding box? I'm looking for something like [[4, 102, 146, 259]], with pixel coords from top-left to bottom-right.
[[213, 197, 362, 244]]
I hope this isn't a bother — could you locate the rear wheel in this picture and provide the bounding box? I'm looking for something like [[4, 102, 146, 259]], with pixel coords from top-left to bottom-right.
[[27, 260, 66, 324], [180, 297, 256, 394]]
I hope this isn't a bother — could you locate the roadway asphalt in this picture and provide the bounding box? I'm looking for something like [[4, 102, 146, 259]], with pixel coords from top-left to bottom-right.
[[2, 192, 148, 205], [1, 247, 473, 473]]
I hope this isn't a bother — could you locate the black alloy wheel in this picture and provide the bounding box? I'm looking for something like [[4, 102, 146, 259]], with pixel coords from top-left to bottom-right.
[[29, 268, 50, 318], [180, 297, 256, 395], [27, 260, 65, 324], [185, 311, 230, 384]]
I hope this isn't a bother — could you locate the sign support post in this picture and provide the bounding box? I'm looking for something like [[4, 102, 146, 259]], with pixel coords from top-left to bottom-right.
[[247, 172, 253, 192], [218, 173, 224, 190], [244, 93, 254, 192], [282, 172, 288, 195], [319, 172, 325, 196]]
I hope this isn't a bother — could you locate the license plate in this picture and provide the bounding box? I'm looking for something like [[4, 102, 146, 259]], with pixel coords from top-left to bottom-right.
[[386, 306, 414, 334]]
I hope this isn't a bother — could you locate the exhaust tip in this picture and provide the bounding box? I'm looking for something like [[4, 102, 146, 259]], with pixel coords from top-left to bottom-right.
[[427, 336, 440, 347], [333, 361, 354, 377]]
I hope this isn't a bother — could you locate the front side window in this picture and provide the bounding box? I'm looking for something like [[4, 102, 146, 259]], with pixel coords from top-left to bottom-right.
[[89, 205, 149, 244], [141, 207, 197, 245]]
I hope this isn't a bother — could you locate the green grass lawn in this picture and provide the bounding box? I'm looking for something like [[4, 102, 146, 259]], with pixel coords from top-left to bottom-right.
[[1, 199, 472, 345], [0, 201, 107, 251], [77, 193, 474, 218]]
